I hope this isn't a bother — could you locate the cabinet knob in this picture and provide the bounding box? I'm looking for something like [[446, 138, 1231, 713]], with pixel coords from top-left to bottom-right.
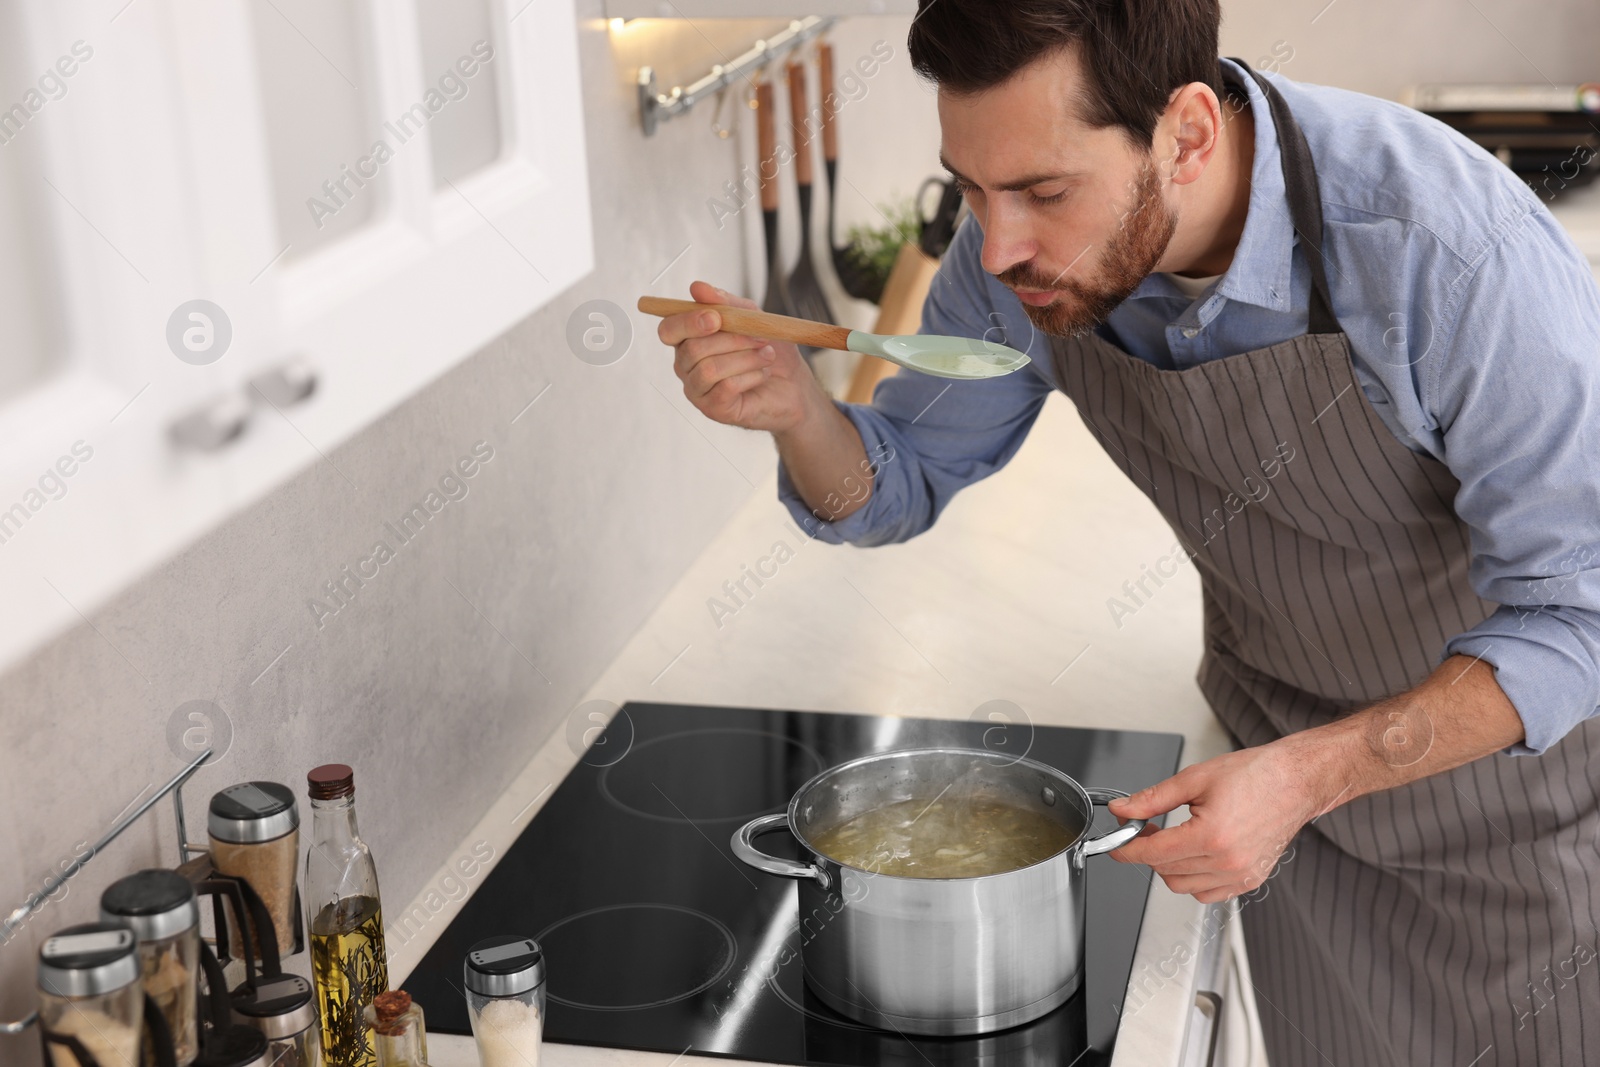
[[248, 357, 317, 407], [170, 394, 251, 451]]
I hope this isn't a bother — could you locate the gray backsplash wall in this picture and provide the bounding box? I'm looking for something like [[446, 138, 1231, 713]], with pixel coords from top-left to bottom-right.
[[1, 0, 1593, 1051]]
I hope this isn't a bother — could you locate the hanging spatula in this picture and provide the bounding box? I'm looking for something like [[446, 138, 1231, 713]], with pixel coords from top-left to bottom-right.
[[755, 77, 791, 317], [819, 42, 884, 304], [638, 297, 1031, 381], [784, 58, 835, 335]]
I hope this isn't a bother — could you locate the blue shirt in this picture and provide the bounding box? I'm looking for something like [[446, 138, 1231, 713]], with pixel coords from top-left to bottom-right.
[[778, 59, 1600, 756]]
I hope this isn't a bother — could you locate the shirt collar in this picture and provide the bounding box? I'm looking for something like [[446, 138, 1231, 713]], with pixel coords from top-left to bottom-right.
[[1126, 57, 1296, 313]]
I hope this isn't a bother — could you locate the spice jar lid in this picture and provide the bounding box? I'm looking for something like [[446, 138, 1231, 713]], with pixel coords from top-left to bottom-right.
[[307, 763, 355, 801], [100, 869, 199, 943], [464, 935, 545, 997], [37, 923, 140, 998], [231, 974, 316, 1039], [193, 1024, 271, 1067], [208, 782, 299, 843]]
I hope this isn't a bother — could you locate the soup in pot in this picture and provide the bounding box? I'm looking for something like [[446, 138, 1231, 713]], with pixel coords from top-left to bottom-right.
[[808, 794, 1075, 878]]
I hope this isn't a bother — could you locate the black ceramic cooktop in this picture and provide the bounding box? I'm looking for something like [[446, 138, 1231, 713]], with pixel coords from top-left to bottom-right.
[[404, 703, 1183, 1067]]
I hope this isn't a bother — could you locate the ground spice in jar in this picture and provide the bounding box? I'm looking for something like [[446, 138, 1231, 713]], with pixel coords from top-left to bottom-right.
[[209, 782, 301, 956], [42, 1010, 142, 1067], [139, 935, 198, 1063], [463, 936, 544, 1067], [100, 869, 202, 1067], [370, 991, 411, 1036], [472, 998, 542, 1067]]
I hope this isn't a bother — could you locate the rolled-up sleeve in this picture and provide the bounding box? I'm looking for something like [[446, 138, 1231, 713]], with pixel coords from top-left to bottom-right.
[[1432, 207, 1600, 754], [778, 218, 1054, 546]]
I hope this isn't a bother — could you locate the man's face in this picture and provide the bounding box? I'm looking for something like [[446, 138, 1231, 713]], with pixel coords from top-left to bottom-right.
[[938, 48, 1177, 338]]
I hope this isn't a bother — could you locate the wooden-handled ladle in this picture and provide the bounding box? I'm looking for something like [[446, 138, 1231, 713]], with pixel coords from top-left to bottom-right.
[[637, 297, 1032, 381]]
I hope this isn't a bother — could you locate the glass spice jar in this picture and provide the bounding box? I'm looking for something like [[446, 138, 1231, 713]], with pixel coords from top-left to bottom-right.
[[362, 991, 427, 1067], [99, 869, 201, 1067], [208, 781, 301, 957], [463, 937, 544, 1067], [232, 974, 323, 1067], [36, 923, 144, 1067]]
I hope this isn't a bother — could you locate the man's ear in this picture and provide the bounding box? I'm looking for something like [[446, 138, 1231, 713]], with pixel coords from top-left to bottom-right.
[[1161, 83, 1224, 187]]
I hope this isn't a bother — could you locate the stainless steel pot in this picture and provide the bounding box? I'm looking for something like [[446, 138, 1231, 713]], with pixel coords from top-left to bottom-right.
[[731, 747, 1144, 1036]]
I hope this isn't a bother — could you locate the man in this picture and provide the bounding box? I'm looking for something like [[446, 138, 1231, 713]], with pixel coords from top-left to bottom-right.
[[656, 2, 1600, 1063]]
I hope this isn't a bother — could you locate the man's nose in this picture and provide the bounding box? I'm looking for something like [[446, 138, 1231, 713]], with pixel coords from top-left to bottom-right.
[[978, 201, 1036, 279]]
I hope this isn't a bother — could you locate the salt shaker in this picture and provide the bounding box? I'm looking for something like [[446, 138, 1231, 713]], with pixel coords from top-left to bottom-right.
[[37, 923, 145, 1067], [463, 936, 545, 1067], [99, 870, 202, 1066], [232, 974, 323, 1067]]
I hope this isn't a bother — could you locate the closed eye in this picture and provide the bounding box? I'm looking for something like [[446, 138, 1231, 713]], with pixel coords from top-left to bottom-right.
[[951, 178, 1067, 207]]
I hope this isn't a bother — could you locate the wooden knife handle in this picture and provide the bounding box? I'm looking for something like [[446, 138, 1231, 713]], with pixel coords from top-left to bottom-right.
[[756, 79, 778, 212], [787, 60, 813, 186], [637, 297, 852, 351], [819, 43, 837, 164]]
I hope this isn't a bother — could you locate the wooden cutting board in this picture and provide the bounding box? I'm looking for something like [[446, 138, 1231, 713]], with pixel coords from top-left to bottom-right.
[[843, 242, 941, 403]]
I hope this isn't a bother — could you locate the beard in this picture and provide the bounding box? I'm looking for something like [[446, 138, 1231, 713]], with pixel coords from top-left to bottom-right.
[[999, 159, 1177, 339]]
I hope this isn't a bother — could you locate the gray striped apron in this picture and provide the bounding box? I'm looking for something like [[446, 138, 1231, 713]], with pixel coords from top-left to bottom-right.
[[1042, 65, 1600, 1066]]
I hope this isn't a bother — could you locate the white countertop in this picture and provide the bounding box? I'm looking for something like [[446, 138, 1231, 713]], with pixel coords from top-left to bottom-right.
[[393, 394, 1232, 1067]]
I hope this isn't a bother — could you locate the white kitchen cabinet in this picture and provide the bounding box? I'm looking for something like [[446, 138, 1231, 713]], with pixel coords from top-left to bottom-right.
[[1218, 906, 1270, 1067], [0, 0, 592, 675], [1179, 902, 1269, 1067]]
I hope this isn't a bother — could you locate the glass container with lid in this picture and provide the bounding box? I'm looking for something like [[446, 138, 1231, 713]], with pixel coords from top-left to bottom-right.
[[463, 936, 545, 1067], [232, 974, 322, 1067], [208, 781, 301, 956], [100, 870, 201, 1066], [362, 991, 427, 1067], [36, 922, 144, 1067]]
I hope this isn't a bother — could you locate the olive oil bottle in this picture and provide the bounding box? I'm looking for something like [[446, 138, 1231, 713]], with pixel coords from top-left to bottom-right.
[[306, 765, 390, 1067]]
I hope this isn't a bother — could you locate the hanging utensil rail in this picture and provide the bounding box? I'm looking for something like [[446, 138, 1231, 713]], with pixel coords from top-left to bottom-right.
[[0, 748, 213, 1034], [637, 16, 836, 136]]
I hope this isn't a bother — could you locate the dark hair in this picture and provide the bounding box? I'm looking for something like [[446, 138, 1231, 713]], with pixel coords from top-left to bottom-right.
[[908, 0, 1223, 147]]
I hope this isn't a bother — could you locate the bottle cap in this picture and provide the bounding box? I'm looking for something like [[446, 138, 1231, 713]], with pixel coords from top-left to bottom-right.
[[464, 935, 545, 998], [208, 782, 299, 843], [307, 764, 355, 801], [37, 923, 140, 999], [100, 869, 199, 943]]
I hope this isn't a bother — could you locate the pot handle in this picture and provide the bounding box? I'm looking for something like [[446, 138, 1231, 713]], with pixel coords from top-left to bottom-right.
[[1080, 787, 1146, 857], [731, 814, 832, 889]]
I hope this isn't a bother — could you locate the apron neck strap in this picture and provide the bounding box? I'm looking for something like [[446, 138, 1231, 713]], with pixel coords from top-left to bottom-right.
[[1223, 60, 1340, 335]]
